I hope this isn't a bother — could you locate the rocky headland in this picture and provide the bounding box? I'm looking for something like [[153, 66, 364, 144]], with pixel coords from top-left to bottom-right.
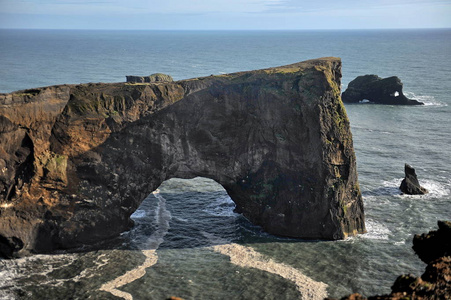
[[342, 75, 424, 105], [0, 57, 366, 258]]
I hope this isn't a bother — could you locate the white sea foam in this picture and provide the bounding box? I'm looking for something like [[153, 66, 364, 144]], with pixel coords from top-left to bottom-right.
[[0, 253, 80, 298], [381, 178, 404, 195], [100, 189, 171, 300], [131, 209, 146, 219], [361, 219, 391, 240], [173, 216, 189, 222], [202, 232, 328, 300], [383, 177, 450, 199], [404, 91, 447, 106], [421, 179, 450, 197]]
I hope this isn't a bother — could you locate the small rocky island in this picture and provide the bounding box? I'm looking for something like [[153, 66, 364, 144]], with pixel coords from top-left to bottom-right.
[[342, 75, 424, 105], [400, 164, 428, 195], [0, 57, 366, 258]]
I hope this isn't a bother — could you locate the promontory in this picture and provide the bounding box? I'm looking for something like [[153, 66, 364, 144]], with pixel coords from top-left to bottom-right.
[[0, 57, 365, 258]]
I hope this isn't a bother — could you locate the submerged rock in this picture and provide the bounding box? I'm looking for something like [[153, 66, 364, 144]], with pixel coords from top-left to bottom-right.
[[342, 75, 424, 105], [0, 57, 366, 257], [400, 164, 428, 195]]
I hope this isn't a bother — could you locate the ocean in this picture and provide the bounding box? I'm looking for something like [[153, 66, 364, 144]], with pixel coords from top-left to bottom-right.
[[0, 29, 450, 299]]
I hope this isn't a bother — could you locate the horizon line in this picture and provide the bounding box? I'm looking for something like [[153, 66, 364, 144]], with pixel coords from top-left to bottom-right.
[[1, 27, 451, 31]]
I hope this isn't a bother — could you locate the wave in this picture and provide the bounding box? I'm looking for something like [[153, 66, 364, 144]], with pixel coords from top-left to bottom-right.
[[381, 177, 450, 198], [360, 219, 391, 240], [421, 179, 451, 198], [404, 92, 447, 107], [100, 189, 172, 300], [202, 232, 328, 300], [203, 194, 238, 217], [0, 253, 81, 299], [130, 209, 146, 219]]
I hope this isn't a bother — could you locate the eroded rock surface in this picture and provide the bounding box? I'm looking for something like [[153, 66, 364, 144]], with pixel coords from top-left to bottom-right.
[[342, 75, 424, 105], [413, 220, 451, 264], [0, 57, 365, 257], [126, 73, 173, 83]]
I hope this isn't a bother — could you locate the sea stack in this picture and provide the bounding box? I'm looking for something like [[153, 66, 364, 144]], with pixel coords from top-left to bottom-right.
[[400, 164, 428, 195], [342, 75, 424, 105], [0, 57, 365, 257]]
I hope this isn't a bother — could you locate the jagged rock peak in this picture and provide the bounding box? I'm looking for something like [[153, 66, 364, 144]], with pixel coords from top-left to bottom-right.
[[0, 57, 365, 257], [400, 164, 428, 195]]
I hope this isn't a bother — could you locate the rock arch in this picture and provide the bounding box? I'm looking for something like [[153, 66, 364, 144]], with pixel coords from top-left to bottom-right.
[[0, 58, 365, 257]]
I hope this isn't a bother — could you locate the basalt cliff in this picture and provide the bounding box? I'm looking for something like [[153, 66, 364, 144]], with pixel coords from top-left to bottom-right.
[[0, 57, 365, 258]]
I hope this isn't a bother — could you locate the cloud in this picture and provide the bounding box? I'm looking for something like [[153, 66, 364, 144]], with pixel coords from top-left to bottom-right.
[[0, 0, 450, 29], [0, 0, 287, 15], [262, 0, 451, 14]]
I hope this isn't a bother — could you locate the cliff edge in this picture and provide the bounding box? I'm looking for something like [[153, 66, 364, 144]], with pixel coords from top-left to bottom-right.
[[0, 57, 365, 257]]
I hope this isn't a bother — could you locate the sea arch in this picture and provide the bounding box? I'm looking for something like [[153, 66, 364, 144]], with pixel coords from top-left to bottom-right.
[[0, 58, 365, 257]]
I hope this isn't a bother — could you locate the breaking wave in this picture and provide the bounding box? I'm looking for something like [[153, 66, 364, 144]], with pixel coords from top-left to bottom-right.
[[381, 177, 450, 198], [404, 92, 447, 107]]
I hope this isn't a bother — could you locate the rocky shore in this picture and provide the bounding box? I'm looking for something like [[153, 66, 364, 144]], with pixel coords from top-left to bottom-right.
[[333, 221, 451, 299]]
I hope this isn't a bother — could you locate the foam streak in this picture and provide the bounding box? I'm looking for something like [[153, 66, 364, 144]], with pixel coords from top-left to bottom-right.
[[204, 233, 328, 300], [99, 189, 171, 299]]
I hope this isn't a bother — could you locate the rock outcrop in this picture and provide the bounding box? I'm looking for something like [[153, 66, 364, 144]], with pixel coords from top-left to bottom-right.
[[413, 220, 451, 264], [342, 75, 424, 105], [0, 57, 365, 258], [126, 73, 173, 83], [334, 221, 451, 300], [400, 164, 428, 195]]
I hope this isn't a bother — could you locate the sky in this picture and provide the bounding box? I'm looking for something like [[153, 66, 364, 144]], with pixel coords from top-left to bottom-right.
[[0, 0, 450, 30]]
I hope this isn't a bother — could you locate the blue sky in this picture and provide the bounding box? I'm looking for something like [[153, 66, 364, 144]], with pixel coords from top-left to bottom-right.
[[1, 0, 450, 30]]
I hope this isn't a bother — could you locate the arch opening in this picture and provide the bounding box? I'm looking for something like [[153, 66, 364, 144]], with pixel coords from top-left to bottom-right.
[[125, 177, 261, 251], [101, 177, 329, 300]]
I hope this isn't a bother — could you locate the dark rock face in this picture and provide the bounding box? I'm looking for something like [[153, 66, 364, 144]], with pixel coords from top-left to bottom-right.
[[413, 220, 451, 264], [342, 75, 424, 105], [336, 221, 451, 300], [400, 164, 428, 195], [126, 73, 173, 83], [0, 58, 366, 258]]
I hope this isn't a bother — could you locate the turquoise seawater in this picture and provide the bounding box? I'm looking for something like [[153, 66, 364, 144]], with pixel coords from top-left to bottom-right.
[[0, 29, 450, 299]]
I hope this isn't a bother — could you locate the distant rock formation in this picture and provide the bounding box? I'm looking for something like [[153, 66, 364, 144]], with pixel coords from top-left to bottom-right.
[[342, 75, 424, 105], [400, 164, 428, 195], [334, 221, 451, 300], [0, 57, 366, 258], [126, 73, 173, 83]]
